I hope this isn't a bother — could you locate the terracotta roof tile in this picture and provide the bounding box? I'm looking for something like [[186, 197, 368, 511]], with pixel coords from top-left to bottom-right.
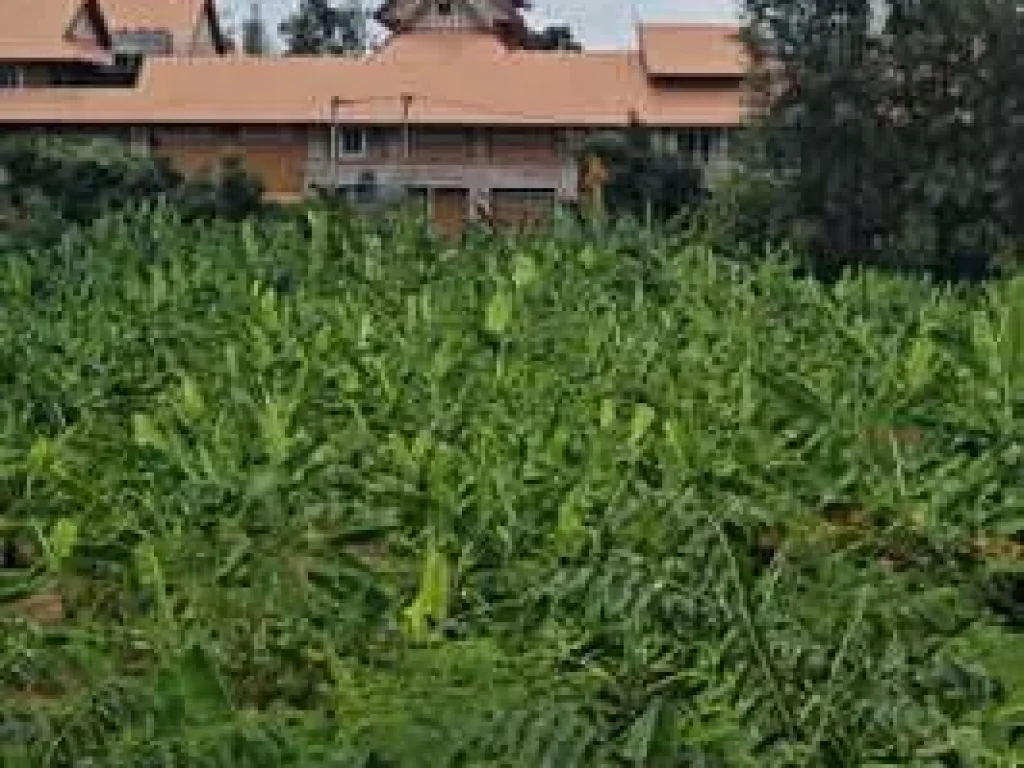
[[372, 30, 509, 61], [639, 23, 748, 78]]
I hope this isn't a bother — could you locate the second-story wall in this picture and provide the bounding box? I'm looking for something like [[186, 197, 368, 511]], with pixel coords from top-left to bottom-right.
[[151, 125, 311, 201], [303, 124, 578, 201]]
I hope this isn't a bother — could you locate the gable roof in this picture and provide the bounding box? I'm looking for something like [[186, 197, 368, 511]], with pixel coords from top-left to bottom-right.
[[372, 29, 509, 61], [0, 45, 744, 127], [639, 24, 748, 78], [0, 0, 112, 63], [99, 0, 228, 54], [375, 0, 529, 44]]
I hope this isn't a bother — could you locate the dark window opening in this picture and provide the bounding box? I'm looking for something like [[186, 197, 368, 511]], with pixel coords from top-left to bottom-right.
[[0, 65, 19, 88], [338, 127, 366, 156]]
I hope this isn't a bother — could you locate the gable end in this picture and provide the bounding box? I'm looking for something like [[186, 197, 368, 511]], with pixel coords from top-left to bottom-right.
[[65, 0, 112, 49]]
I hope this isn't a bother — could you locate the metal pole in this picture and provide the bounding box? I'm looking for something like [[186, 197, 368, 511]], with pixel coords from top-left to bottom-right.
[[329, 96, 340, 194], [401, 93, 413, 160]]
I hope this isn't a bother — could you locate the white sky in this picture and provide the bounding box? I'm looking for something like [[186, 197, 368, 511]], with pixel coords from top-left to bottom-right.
[[228, 0, 740, 50]]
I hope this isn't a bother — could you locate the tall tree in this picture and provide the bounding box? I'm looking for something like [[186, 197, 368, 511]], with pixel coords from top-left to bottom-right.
[[279, 0, 368, 56], [740, 0, 1021, 276]]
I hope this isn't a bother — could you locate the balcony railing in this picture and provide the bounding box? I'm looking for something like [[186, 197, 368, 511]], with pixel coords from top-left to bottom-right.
[[303, 159, 579, 197]]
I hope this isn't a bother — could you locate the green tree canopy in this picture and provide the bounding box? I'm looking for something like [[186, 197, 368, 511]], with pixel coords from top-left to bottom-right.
[[279, 0, 367, 55], [739, 0, 1022, 277], [582, 127, 705, 224]]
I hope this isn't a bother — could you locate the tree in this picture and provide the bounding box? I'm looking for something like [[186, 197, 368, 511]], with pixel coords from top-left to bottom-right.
[[581, 126, 705, 224], [523, 24, 582, 51], [738, 0, 1022, 277], [241, 3, 271, 55], [279, 0, 368, 56]]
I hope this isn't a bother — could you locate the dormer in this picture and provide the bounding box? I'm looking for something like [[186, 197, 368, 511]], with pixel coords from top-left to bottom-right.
[[100, 0, 230, 57], [374, 0, 530, 47]]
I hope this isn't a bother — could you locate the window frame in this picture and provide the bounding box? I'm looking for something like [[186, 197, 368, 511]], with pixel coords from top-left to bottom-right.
[[337, 127, 368, 158]]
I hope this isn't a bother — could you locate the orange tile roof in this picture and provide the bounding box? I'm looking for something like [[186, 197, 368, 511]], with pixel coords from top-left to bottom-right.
[[0, 0, 112, 63], [99, 0, 225, 52], [639, 23, 748, 78], [0, 26, 745, 128], [372, 29, 509, 62]]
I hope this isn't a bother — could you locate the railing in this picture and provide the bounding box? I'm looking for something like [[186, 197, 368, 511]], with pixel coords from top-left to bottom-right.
[[303, 159, 579, 197]]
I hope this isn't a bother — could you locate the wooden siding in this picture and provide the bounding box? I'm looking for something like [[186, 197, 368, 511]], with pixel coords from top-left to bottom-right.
[[153, 127, 309, 200], [431, 187, 469, 237], [491, 188, 555, 230], [409, 128, 473, 163], [487, 129, 560, 165]]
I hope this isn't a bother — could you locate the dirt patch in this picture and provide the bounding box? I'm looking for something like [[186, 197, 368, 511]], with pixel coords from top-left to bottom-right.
[[6, 590, 64, 625]]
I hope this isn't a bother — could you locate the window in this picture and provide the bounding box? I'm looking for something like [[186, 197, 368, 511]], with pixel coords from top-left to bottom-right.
[[337, 127, 367, 157], [437, 1, 453, 15], [0, 65, 22, 88]]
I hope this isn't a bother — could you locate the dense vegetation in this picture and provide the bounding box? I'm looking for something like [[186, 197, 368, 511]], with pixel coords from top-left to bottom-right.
[[736, 0, 1021, 276], [0, 137, 264, 247], [0, 208, 1021, 765]]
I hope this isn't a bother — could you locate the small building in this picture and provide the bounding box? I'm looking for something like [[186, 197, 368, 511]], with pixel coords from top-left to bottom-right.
[[0, 0, 748, 233]]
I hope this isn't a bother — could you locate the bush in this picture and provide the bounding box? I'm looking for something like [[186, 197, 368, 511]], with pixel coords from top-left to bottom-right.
[[172, 156, 265, 223], [0, 137, 265, 244]]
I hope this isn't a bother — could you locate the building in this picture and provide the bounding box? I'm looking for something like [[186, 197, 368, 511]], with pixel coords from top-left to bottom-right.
[[0, 0, 747, 233]]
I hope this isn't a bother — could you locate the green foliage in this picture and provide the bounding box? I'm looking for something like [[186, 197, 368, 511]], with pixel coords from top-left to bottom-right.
[[0, 210, 1021, 765], [0, 135, 180, 234], [583, 129, 706, 224], [0, 137, 265, 246], [279, 0, 367, 55], [174, 156, 266, 223], [736, 0, 1022, 277]]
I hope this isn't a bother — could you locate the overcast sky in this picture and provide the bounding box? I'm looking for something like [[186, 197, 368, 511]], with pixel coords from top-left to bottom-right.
[[228, 0, 739, 49]]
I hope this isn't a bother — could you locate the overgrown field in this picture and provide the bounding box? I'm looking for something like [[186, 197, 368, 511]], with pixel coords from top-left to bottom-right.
[[1, 209, 1021, 765]]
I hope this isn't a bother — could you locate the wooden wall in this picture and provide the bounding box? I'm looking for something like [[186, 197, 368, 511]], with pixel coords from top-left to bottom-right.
[[152, 126, 310, 201]]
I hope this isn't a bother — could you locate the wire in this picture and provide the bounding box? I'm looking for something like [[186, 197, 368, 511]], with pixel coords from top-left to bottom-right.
[[327, 91, 633, 124]]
